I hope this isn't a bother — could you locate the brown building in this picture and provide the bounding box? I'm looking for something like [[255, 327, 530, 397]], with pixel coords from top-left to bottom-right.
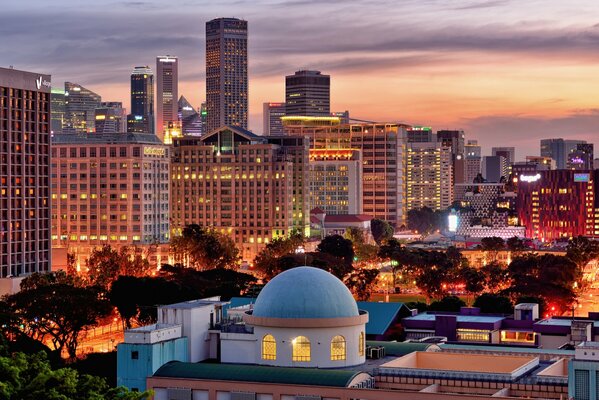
[[0, 67, 51, 278], [50, 133, 170, 269], [171, 126, 303, 262]]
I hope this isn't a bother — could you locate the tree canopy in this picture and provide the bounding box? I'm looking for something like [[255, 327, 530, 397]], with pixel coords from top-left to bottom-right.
[[370, 219, 393, 245], [170, 224, 240, 270]]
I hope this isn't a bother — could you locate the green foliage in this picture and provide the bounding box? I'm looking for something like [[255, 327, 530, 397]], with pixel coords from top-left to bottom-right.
[[0, 349, 149, 400], [253, 233, 305, 280], [405, 302, 429, 312], [406, 207, 447, 236], [370, 219, 394, 245], [480, 261, 510, 293], [460, 266, 486, 297], [428, 296, 466, 312], [171, 224, 240, 270], [317, 234, 354, 266], [473, 293, 513, 314], [344, 268, 379, 301], [479, 236, 506, 251], [5, 273, 112, 360], [566, 235, 599, 269], [345, 227, 379, 263], [506, 236, 527, 252], [86, 245, 151, 290]]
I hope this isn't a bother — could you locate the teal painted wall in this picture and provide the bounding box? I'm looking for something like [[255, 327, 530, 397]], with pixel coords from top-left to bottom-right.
[[117, 337, 188, 391], [568, 359, 599, 400]]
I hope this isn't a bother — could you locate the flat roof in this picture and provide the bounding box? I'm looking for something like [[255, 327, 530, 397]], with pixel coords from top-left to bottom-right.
[[405, 313, 505, 324], [381, 351, 537, 374], [160, 298, 228, 310], [366, 341, 435, 356], [440, 343, 574, 356], [535, 318, 599, 327], [153, 361, 368, 388]]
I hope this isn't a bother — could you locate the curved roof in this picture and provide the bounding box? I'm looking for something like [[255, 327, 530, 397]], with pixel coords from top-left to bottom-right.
[[154, 361, 367, 388], [252, 266, 359, 319]]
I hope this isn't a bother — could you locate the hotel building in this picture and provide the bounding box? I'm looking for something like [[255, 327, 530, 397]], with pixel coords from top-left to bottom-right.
[[283, 117, 409, 227], [0, 67, 51, 278], [50, 133, 170, 268], [170, 126, 298, 262], [517, 169, 599, 241], [406, 142, 453, 211], [262, 102, 285, 136]]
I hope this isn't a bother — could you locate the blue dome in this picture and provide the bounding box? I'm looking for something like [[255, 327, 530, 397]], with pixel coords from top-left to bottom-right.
[[252, 266, 359, 319]]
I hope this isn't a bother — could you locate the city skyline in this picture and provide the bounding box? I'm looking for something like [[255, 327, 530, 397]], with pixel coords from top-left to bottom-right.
[[2, 0, 599, 156]]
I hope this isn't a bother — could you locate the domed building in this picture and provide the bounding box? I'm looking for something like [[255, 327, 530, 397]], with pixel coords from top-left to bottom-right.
[[221, 266, 368, 368]]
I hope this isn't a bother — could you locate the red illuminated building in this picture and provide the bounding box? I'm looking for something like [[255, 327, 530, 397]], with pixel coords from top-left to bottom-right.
[[516, 170, 599, 241]]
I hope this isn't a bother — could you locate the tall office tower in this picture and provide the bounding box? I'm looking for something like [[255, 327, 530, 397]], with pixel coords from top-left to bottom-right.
[[567, 143, 594, 170], [407, 126, 433, 142], [331, 111, 350, 124], [482, 155, 509, 182], [50, 88, 65, 134], [283, 118, 409, 227], [540, 138, 587, 169], [492, 147, 516, 166], [171, 127, 298, 262], [63, 82, 101, 134], [127, 66, 154, 134], [262, 102, 285, 135], [206, 18, 248, 133], [51, 133, 170, 268], [437, 129, 466, 184], [95, 102, 126, 134], [0, 67, 51, 277], [200, 102, 207, 133], [517, 170, 599, 241], [178, 96, 202, 136], [406, 142, 453, 211], [156, 56, 179, 143], [465, 140, 482, 183], [285, 70, 330, 116], [308, 149, 362, 215]]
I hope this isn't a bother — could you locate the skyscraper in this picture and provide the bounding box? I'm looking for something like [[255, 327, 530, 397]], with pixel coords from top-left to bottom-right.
[[178, 96, 203, 136], [285, 70, 330, 116], [492, 147, 516, 166], [156, 55, 179, 143], [482, 155, 509, 182], [263, 102, 285, 135], [465, 140, 482, 183], [95, 102, 126, 134], [63, 82, 101, 134], [205, 18, 248, 133], [50, 88, 65, 134], [567, 143, 594, 170], [127, 66, 154, 134], [406, 142, 453, 211], [0, 67, 51, 277], [540, 138, 587, 169]]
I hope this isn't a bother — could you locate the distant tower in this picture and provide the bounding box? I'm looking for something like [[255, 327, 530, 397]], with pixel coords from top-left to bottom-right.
[[127, 66, 154, 134], [263, 102, 286, 135], [156, 56, 179, 142], [205, 18, 248, 133], [63, 82, 101, 134], [285, 70, 330, 116]]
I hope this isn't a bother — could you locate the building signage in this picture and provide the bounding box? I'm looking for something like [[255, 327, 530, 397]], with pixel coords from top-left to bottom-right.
[[144, 147, 166, 156], [35, 76, 51, 90], [520, 173, 541, 183], [574, 173, 590, 182]]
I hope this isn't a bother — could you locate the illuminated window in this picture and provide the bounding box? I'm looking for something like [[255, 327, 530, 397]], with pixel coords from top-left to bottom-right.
[[359, 332, 365, 356], [330, 336, 346, 361], [292, 336, 310, 362], [261, 334, 276, 360]]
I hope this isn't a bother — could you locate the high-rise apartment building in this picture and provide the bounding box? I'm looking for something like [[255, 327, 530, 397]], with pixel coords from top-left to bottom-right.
[[50, 87, 65, 134], [482, 155, 509, 183], [492, 147, 516, 166], [283, 119, 408, 227], [465, 140, 482, 183], [63, 82, 101, 134], [156, 56, 179, 143], [406, 142, 453, 211], [171, 127, 298, 262], [407, 126, 434, 143], [437, 129, 466, 185], [263, 102, 286, 136], [0, 67, 51, 277], [95, 101, 126, 134], [51, 133, 170, 268], [285, 70, 330, 117], [540, 138, 587, 169], [567, 143, 594, 170], [127, 66, 154, 134], [206, 18, 248, 133]]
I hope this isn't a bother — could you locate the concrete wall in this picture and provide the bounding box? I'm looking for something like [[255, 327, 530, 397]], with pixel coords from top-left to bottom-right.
[[220, 332, 256, 364]]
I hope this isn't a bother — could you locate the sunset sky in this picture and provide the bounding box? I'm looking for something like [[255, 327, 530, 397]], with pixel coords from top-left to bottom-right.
[[2, 0, 599, 158]]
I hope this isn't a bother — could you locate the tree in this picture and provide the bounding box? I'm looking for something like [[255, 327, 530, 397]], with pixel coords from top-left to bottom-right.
[[406, 207, 437, 235], [317, 234, 354, 266], [473, 294, 513, 314], [479, 236, 506, 263], [566, 236, 599, 270], [481, 261, 510, 293], [6, 273, 112, 360], [506, 236, 527, 253], [370, 219, 393, 245], [171, 224, 240, 270], [86, 245, 152, 289], [345, 227, 378, 264], [429, 296, 466, 312], [379, 238, 408, 287], [344, 268, 379, 301], [460, 266, 486, 301], [0, 348, 149, 399], [253, 233, 305, 280]]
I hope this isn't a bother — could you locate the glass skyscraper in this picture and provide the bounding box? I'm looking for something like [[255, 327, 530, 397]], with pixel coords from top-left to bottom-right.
[[285, 70, 330, 116], [63, 82, 101, 134], [127, 66, 154, 134]]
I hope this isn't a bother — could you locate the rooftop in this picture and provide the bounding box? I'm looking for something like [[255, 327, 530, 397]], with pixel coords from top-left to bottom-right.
[[405, 312, 505, 324], [356, 302, 408, 335], [153, 361, 370, 388], [52, 132, 162, 144], [160, 298, 228, 310]]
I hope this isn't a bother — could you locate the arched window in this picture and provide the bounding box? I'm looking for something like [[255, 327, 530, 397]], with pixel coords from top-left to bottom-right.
[[292, 336, 311, 362], [262, 334, 276, 360], [331, 335, 346, 361], [359, 331, 365, 356]]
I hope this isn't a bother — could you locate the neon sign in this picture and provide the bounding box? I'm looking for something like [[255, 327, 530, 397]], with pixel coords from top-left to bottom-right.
[[520, 173, 541, 183]]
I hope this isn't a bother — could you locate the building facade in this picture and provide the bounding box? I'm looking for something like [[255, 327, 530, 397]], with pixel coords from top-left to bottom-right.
[[95, 102, 126, 134], [205, 18, 248, 132], [63, 82, 101, 134], [262, 102, 285, 136], [156, 56, 179, 143], [127, 66, 154, 134], [567, 143, 594, 170], [0, 67, 51, 277], [516, 170, 599, 241], [541, 138, 587, 169], [406, 142, 453, 211], [171, 127, 297, 262], [50, 87, 65, 134], [50, 133, 170, 268], [285, 70, 330, 117], [482, 155, 509, 182]]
